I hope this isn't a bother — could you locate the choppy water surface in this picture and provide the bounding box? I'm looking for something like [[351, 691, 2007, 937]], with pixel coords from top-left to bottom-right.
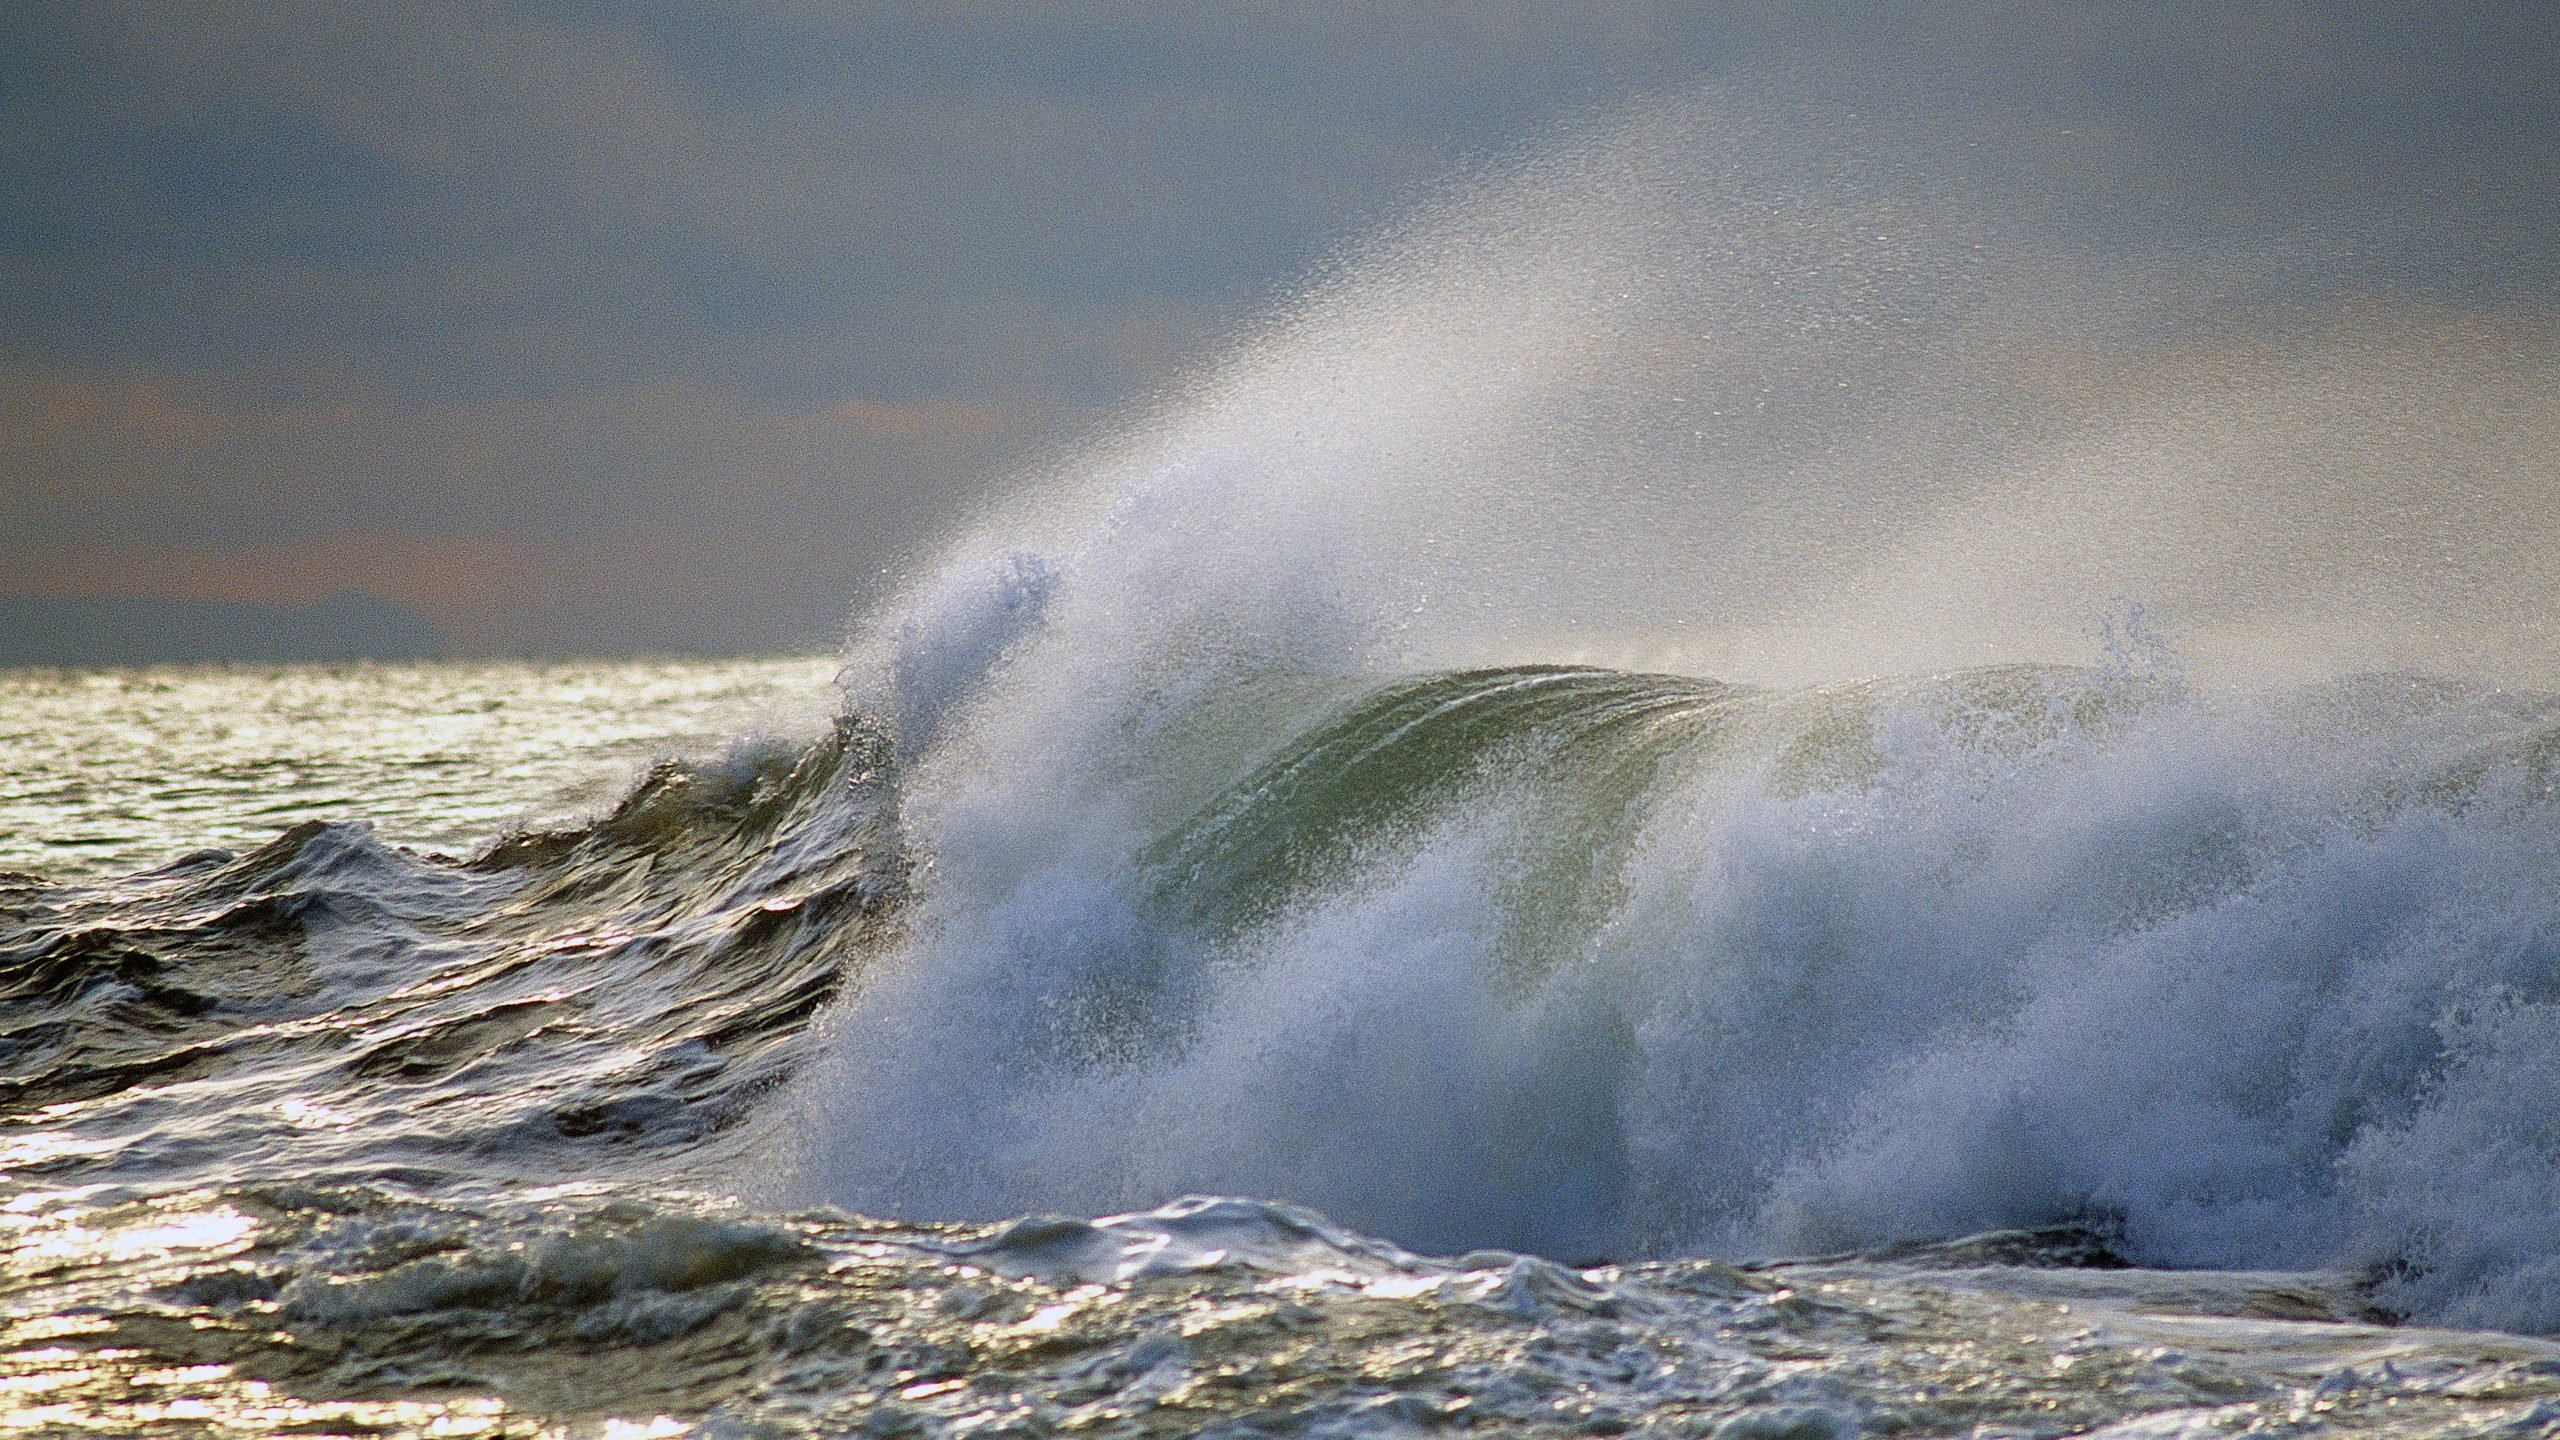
[[0, 658, 840, 880], [7, 656, 2560, 1438], [12, 69, 2560, 1440]]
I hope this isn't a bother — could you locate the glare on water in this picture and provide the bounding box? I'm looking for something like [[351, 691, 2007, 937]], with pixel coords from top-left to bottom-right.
[[0, 657, 839, 880]]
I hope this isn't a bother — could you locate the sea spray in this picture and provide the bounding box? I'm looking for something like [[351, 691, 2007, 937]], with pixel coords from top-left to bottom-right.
[[12, 75, 2560, 1440], [797, 92, 2560, 1332]]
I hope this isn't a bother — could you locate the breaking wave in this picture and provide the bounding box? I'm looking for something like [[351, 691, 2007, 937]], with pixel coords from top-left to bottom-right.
[[801, 641, 2560, 1332], [13, 92, 2560, 1421], [776, 98, 2560, 1334]]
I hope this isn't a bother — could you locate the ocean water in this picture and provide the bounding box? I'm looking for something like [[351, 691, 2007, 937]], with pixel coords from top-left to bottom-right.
[[0, 658, 841, 883], [11, 94, 2560, 1439], [9, 655, 2560, 1439]]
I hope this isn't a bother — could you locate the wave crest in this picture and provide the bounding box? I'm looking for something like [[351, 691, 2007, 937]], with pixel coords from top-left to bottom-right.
[[799, 659, 2560, 1331]]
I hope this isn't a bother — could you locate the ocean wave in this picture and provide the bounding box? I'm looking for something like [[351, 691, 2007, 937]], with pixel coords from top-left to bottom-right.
[[800, 655, 2560, 1333], [15, 635, 2560, 1334]]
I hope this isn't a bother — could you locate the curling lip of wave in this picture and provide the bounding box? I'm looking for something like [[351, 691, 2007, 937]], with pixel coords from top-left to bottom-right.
[[801, 652, 2560, 1334]]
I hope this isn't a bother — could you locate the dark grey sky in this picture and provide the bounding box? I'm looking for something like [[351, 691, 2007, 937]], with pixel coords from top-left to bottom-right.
[[3, 2, 2552, 656]]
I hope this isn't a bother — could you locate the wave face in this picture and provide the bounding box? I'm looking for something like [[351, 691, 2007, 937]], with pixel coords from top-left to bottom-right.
[[14, 79, 2560, 1437], [804, 649, 2560, 1331], [796, 99, 2560, 1334], [15, 656, 2560, 1437]]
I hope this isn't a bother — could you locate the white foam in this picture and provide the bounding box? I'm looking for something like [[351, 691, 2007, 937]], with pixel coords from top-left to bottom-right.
[[796, 89, 2560, 1332]]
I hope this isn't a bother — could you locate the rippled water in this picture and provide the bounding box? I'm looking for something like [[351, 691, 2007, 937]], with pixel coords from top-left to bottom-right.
[[13, 63, 2560, 1436], [7, 657, 2560, 1439], [0, 658, 839, 880]]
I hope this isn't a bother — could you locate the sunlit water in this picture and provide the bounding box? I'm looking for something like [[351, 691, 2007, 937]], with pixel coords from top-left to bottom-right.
[[0, 657, 839, 880], [10, 73, 2560, 1439], [6, 657, 2560, 1439]]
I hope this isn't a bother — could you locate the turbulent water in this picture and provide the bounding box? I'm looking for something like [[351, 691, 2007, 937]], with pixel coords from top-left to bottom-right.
[[8, 653, 2560, 1438], [12, 88, 2560, 1440], [0, 658, 842, 882]]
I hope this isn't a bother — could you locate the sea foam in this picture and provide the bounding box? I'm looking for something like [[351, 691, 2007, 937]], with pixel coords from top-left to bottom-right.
[[798, 92, 2560, 1331]]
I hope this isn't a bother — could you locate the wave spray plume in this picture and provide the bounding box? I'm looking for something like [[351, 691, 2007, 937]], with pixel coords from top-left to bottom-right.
[[798, 90, 2560, 1333]]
